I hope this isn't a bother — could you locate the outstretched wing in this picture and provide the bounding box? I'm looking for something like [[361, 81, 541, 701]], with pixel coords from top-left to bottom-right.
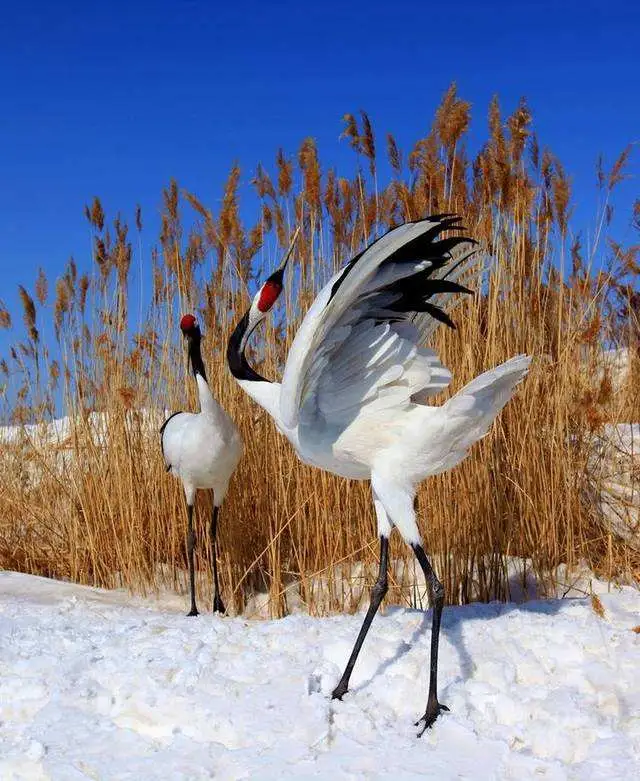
[[280, 215, 482, 431]]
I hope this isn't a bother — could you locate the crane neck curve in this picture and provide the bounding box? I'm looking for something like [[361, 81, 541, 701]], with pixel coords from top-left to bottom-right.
[[227, 310, 270, 383], [188, 331, 208, 383], [228, 308, 299, 442]]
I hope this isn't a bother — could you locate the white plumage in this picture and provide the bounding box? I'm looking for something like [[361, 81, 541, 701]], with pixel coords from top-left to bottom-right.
[[162, 314, 243, 616], [162, 373, 242, 507], [227, 215, 531, 733]]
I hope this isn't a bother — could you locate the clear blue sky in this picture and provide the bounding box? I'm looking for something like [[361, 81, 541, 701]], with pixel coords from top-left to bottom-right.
[[0, 0, 638, 362]]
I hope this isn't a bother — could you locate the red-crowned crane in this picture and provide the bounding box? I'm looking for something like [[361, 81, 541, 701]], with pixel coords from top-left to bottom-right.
[[227, 216, 531, 734], [161, 314, 243, 617]]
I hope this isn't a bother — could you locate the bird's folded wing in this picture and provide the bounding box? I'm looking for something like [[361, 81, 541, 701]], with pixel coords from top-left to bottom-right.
[[280, 215, 484, 431]]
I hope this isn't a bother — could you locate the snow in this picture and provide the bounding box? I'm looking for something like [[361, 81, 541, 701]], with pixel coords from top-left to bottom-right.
[[0, 408, 167, 490], [602, 347, 632, 390], [1, 572, 639, 780], [0, 409, 167, 448], [242, 557, 621, 619], [590, 424, 640, 548]]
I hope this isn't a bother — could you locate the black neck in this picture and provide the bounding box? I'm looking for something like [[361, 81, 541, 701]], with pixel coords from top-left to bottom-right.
[[188, 331, 208, 382], [227, 310, 269, 383]]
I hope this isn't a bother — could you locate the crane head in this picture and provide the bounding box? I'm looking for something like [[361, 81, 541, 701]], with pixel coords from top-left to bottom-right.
[[227, 227, 301, 378], [256, 272, 284, 313], [254, 226, 300, 314], [237, 227, 300, 354], [180, 314, 199, 336]]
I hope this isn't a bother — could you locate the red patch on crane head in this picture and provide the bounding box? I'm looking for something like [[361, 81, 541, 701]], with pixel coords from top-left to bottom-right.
[[180, 313, 197, 332], [256, 280, 282, 313]]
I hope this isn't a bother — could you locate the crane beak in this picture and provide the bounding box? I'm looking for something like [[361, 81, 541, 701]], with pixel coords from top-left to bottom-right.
[[276, 226, 300, 274], [182, 330, 193, 375], [184, 336, 191, 376], [238, 227, 301, 355]]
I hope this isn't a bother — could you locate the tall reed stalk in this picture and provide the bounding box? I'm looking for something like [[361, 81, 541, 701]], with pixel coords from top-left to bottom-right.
[[1, 85, 638, 616]]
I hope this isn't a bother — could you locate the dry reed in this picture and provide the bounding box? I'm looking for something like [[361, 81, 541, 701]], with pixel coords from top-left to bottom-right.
[[1, 86, 638, 617]]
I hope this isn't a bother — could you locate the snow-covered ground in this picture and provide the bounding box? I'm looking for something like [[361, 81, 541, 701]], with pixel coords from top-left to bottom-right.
[[592, 424, 640, 548], [0, 409, 166, 447], [1, 572, 638, 780]]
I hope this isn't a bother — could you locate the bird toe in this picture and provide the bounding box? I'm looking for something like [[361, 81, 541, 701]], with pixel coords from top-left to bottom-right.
[[415, 702, 449, 736]]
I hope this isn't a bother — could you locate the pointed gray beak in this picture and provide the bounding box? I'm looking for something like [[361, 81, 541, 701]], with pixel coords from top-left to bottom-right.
[[276, 226, 300, 274], [262, 226, 301, 289], [240, 227, 301, 354]]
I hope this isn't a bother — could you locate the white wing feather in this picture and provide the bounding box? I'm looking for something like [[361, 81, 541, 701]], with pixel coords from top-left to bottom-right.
[[280, 217, 482, 435]]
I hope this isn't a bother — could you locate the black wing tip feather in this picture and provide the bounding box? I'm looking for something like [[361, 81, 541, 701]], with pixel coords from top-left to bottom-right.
[[381, 217, 479, 330], [409, 213, 461, 225], [389, 235, 477, 267], [412, 213, 464, 230], [330, 213, 477, 302], [422, 302, 457, 329]]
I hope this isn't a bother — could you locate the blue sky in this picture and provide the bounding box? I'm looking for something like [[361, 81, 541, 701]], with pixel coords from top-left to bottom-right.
[[0, 0, 638, 367]]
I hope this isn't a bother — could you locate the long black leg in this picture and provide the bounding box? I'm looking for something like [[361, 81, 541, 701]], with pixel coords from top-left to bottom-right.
[[210, 505, 226, 614], [332, 536, 389, 700], [186, 503, 198, 617], [412, 544, 448, 734]]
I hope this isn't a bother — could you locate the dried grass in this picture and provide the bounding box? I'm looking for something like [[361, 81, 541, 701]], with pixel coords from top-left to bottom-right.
[[1, 86, 638, 617]]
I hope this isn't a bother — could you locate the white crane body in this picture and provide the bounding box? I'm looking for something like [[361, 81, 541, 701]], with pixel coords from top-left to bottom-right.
[[162, 315, 242, 616], [162, 374, 242, 507], [228, 216, 531, 732]]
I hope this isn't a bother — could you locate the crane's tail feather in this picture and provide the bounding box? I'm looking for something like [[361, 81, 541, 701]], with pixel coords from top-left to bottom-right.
[[447, 355, 532, 413], [436, 355, 532, 468]]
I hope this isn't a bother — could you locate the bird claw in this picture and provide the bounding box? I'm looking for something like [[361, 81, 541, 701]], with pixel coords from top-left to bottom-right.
[[186, 607, 199, 617], [212, 596, 226, 615], [415, 702, 449, 736], [331, 681, 349, 701]]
